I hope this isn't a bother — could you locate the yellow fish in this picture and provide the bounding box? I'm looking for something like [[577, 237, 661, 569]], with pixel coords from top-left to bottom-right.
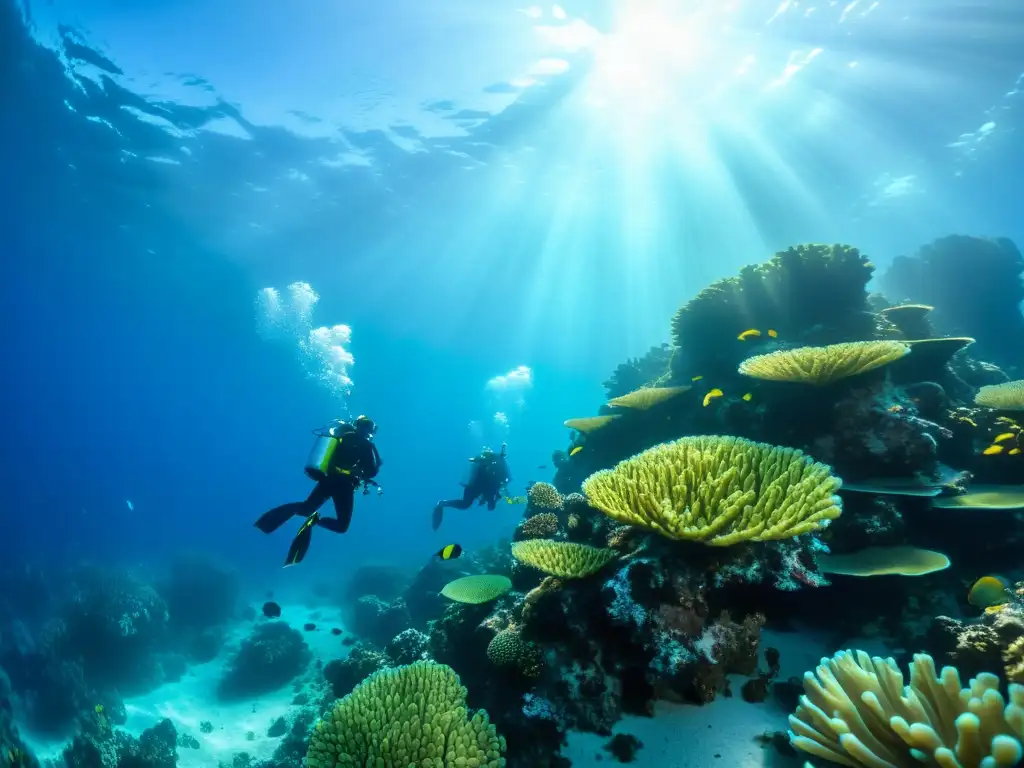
[[505, 495, 526, 505], [959, 418, 978, 428], [569, 446, 583, 457], [767, 329, 778, 338], [691, 375, 703, 382], [996, 416, 1017, 425], [703, 388, 723, 407], [968, 575, 1012, 608], [994, 433, 1016, 443], [737, 329, 761, 341], [983, 445, 1004, 455], [888, 405, 904, 413], [1011, 448, 1022, 456], [742, 393, 752, 402]]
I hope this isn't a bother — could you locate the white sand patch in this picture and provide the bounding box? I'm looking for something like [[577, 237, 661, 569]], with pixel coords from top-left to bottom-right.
[[562, 628, 889, 767], [121, 603, 350, 768]]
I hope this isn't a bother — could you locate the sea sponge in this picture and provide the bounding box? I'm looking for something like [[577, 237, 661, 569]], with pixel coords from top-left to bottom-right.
[[511, 540, 619, 579], [305, 661, 506, 768], [789, 650, 1024, 768], [738, 341, 910, 385], [527, 482, 564, 511], [582, 436, 842, 546], [817, 546, 950, 577], [975, 380, 1024, 411], [486, 629, 542, 677], [520, 512, 559, 539], [440, 575, 512, 604]]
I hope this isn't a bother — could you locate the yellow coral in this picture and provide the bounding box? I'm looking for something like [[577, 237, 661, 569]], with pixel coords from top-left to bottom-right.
[[305, 661, 506, 768], [607, 385, 690, 410], [567, 513, 580, 530], [1005, 637, 1024, 683], [564, 415, 619, 433], [789, 650, 1024, 768], [486, 629, 542, 677], [520, 512, 559, 538], [511, 539, 619, 578], [527, 482, 564, 511], [976, 380, 1024, 411], [582, 436, 841, 546], [738, 340, 909, 385]]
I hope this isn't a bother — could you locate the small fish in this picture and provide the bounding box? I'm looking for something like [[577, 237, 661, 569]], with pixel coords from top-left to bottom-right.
[[983, 445, 1005, 455], [1011, 448, 1022, 456], [993, 433, 1016, 443], [742, 393, 753, 402], [703, 388, 723, 407], [303, 622, 316, 631], [569, 446, 583, 457], [737, 329, 761, 341], [691, 375, 704, 382], [864, 261, 874, 268], [959, 418, 978, 428], [262, 601, 282, 618], [95, 704, 104, 714], [437, 544, 463, 560], [505, 495, 526, 505], [767, 329, 778, 338], [126, 500, 134, 512], [968, 575, 1012, 608], [330, 627, 343, 636], [996, 417, 1018, 425], [985, 604, 1008, 615], [536, 464, 547, 469]]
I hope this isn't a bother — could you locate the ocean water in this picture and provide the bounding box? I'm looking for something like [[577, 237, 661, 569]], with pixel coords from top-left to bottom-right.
[[2, 0, 1024, 766]]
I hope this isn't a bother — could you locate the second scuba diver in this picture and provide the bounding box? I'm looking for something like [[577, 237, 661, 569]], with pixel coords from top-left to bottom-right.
[[255, 415, 382, 566], [432, 444, 510, 531]]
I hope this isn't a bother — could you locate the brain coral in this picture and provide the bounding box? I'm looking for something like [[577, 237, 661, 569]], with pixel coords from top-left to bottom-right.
[[306, 661, 506, 767], [582, 435, 842, 546], [511, 539, 619, 578], [486, 629, 542, 677]]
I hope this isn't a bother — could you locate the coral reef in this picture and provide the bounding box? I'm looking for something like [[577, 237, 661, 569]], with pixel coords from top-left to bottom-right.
[[217, 621, 311, 699], [879, 235, 1024, 369]]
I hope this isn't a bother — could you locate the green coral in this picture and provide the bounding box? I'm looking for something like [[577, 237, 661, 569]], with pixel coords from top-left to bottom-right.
[[669, 243, 875, 379], [511, 539, 619, 578], [486, 629, 542, 677], [306, 661, 506, 768], [440, 575, 512, 604]]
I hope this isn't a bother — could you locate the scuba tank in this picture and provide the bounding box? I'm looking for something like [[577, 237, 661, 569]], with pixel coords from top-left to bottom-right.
[[304, 423, 345, 481]]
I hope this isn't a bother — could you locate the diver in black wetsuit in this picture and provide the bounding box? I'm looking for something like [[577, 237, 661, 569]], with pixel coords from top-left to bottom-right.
[[255, 415, 382, 565], [432, 445, 510, 531]]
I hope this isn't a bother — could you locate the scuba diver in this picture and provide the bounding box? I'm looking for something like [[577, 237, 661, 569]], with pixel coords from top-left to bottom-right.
[[432, 444, 510, 531], [255, 415, 382, 566]]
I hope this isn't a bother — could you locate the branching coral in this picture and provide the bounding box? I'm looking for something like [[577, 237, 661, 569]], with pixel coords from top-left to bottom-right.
[[789, 650, 1024, 767], [527, 482, 564, 511], [582, 436, 842, 546], [519, 513, 559, 539], [511, 540, 619, 579], [306, 661, 506, 767], [738, 341, 910, 386], [602, 344, 673, 399]]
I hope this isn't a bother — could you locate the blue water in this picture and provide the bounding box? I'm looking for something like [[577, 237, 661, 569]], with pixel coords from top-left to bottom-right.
[[4, 0, 1022, 573], [1, 2, 1023, 760]]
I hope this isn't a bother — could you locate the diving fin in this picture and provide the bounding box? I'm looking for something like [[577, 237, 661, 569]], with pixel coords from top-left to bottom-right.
[[284, 513, 319, 567], [432, 504, 444, 532], [255, 502, 304, 534]]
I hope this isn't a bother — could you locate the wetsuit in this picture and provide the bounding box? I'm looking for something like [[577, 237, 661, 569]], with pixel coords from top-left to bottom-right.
[[433, 451, 509, 530], [256, 423, 382, 535]]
